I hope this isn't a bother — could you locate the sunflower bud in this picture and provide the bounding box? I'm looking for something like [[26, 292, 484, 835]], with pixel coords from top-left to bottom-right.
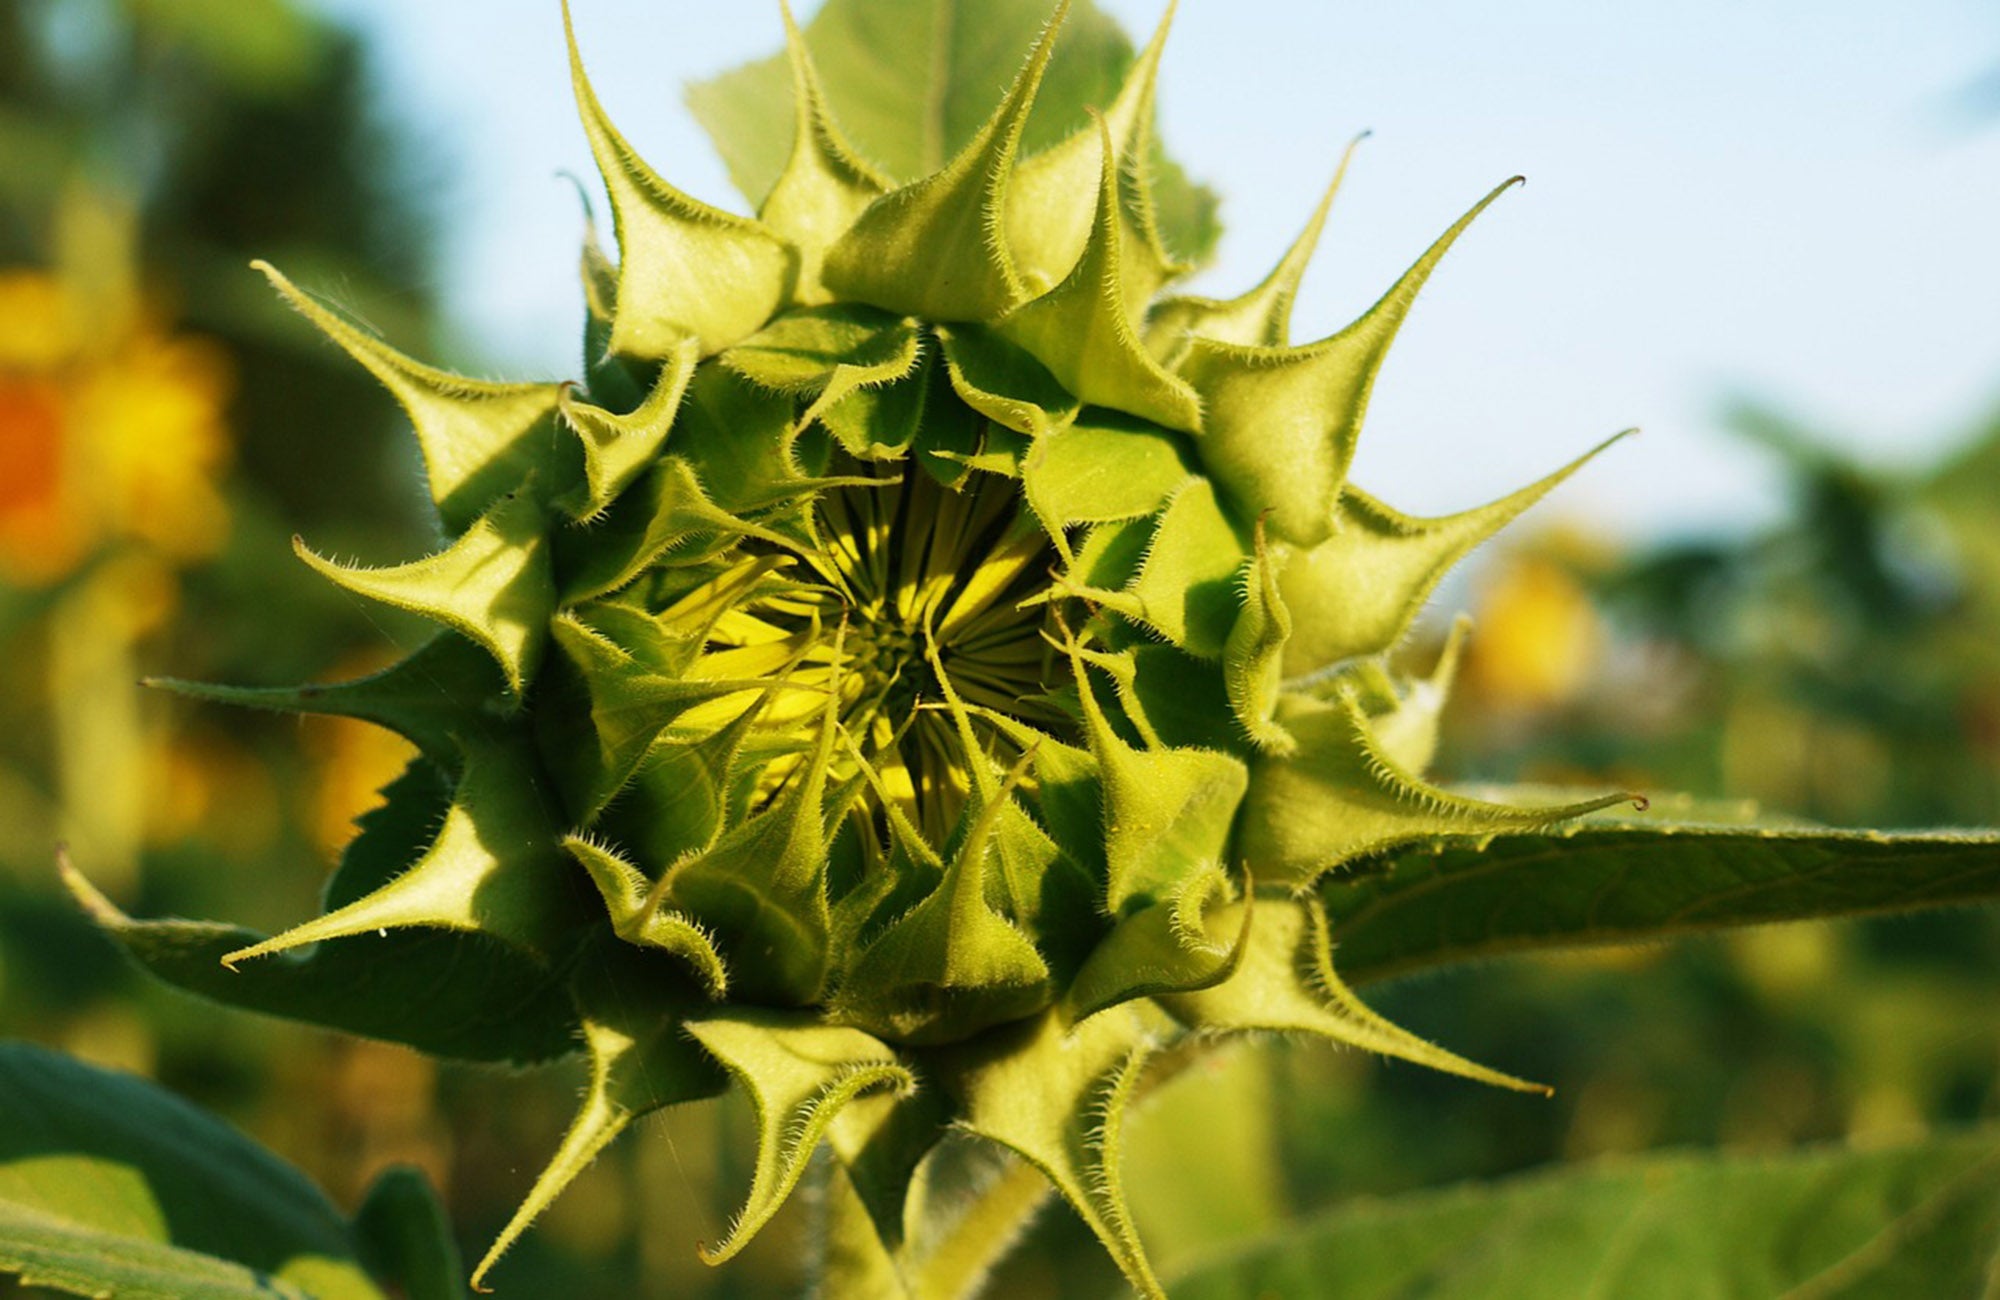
[[73, 3, 1635, 1293]]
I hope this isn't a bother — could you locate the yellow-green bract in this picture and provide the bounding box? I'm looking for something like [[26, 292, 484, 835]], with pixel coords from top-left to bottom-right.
[[74, 1, 1637, 1293]]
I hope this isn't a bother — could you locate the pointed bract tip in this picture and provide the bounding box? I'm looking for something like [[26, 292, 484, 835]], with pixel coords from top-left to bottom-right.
[[554, 169, 597, 223], [1137, 0, 1181, 61], [562, 0, 591, 90], [1026, 0, 1075, 91], [219, 939, 271, 971], [57, 847, 126, 927]]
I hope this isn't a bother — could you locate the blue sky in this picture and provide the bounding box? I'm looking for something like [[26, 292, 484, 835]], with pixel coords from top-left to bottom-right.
[[304, 0, 2000, 540]]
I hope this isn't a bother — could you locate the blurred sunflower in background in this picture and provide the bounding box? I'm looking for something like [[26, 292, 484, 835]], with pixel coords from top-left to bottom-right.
[[0, 188, 239, 890], [0, 192, 232, 588], [0, 0, 452, 1217]]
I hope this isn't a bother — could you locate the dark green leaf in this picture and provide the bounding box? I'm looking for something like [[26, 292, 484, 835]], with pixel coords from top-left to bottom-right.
[[1326, 813, 2000, 987], [66, 762, 581, 1064], [1167, 1127, 2000, 1299], [350, 1166, 467, 1300], [0, 1042, 385, 1300]]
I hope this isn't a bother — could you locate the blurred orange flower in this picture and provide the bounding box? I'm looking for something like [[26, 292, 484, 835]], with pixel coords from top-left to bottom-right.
[[0, 233, 233, 586]]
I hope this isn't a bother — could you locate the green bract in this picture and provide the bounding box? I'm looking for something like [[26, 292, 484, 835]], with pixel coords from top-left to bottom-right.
[[71, 2, 1640, 1294]]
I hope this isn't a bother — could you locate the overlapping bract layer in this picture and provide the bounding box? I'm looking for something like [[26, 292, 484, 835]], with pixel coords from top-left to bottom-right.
[[76, 3, 1634, 1295]]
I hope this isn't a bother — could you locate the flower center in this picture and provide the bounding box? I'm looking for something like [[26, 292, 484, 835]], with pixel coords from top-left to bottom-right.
[[742, 459, 1067, 843]]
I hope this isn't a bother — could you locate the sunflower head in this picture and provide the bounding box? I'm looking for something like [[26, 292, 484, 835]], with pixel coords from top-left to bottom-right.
[[71, 2, 1635, 1293]]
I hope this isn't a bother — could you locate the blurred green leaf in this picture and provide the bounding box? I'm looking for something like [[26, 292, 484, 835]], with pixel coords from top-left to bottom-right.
[[686, 0, 1220, 263], [1167, 1126, 2000, 1299], [1327, 809, 2000, 986], [0, 1041, 387, 1300], [128, 0, 325, 94], [350, 1166, 467, 1300]]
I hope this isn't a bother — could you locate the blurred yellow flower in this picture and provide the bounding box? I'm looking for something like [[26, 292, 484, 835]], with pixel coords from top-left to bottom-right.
[[1463, 554, 1605, 713], [5, 187, 240, 887], [0, 247, 233, 586], [144, 728, 282, 857], [302, 652, 420, 858]]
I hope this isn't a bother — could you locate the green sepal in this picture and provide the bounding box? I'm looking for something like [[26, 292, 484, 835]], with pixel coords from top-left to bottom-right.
[[998, 115, 1202, 433], [1119, 643, 1240, 751], [666, 363, 878, 514], [1157, 896, 1545, 1093], [966, 708, 1102, 867], [556, 336, 698, 519], [821, 0, 1070, 322], [1241, 685, 1634, 888], [572, 181, 641, 409], [1223, 520, 1296, 754], [838, 749, 1056, 1045], [1021, 410, 1194, 549], [1073, 476, 1248, 658], [933, 322, 1080, 439], [1065, 861, 1252, 1022], [934, 656, 1101, 956], [60, 762, 579, 1064], [1065, 515, 1152, 595], [1177, 178, 1523, 548], [586, 554, 801, 678], [819, 356, 931, 461], [940, 1006, 1167, 1299], [822, 1078, 954, 1270], [682, 1013, 915, 1264], [563, 836, 728, 997], [559, 460, 796, 604], [146, 631, 508, 773], [949, 707, 1113, 977], [1070, 642, 1165, 748], [758, 0, 892, 304], [929, 423, 1034, 480], [1008, 1, 1186, 306], [566, 2, 793, 358], [723, 304, 925, 455], [537, 612, 782, 823], [722, 303, 914, 393], [599, 663, 803, 876], [1358, 616, 1466, 775], [254, 261, 565, 534], [1278, 432, 1627, 674], [1066, 634, 1248, 917], [828, 754, 942, 953], [471, 941, 730, 1291], [219, 734, 581, 966], [295, 483, 555, 697], [664, 685, 844, 1005], [906, 357, 995, 488], [1145, 132, 1363, 358], [685, 0, 1218, 266]]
